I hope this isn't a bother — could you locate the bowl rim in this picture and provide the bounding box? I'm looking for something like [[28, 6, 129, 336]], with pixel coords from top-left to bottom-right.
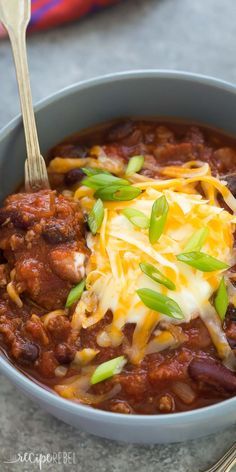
[[0, 68, 236, 423], [1, 68, 236, 138]]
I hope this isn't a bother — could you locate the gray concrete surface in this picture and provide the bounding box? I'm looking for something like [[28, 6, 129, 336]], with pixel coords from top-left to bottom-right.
[[0, 0, 236, 470]]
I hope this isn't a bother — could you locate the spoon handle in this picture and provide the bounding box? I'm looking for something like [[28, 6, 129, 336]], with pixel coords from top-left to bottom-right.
[[204, 443, 236, 472], [0, 0, 50, 191]]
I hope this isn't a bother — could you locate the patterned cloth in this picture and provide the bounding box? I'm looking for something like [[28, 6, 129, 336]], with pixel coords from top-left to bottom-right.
[[0, 0, 121, 37]]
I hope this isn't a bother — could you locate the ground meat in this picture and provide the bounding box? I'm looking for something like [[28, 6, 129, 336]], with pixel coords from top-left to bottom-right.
[[24, 318, 49, 346], [148, 349, 192, 384], [157, 394, 175, 413], [183, 318, 212, 349], [109, 400, 133, 414], [212, 148, 236, 174], [154, 143, 194, 165], [0, 190, 88, 309], [184, 126, 205, 145], [0, 317, 17, 346], [37, 351, 59, 378], [0, 264, 8, 286], [47, 316, 72, 342], [118, 372, 148, 400]]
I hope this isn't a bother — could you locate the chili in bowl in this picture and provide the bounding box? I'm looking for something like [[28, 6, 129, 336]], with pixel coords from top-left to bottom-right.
[[0, 71, 236, 443]]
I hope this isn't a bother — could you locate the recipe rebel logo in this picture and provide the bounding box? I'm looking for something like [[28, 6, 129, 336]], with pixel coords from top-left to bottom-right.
[[3, 451, 77, 470]]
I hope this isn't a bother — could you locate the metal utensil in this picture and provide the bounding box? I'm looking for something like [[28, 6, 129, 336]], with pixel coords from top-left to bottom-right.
[[0, 0, 50, 191], [203, 443, 236, 472]]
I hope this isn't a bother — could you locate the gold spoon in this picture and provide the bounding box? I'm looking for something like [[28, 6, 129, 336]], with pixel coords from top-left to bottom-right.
[[0, 0, 50, 192]]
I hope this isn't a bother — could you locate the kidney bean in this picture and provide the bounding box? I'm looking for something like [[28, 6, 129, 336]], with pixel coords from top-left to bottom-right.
[[222, 173, 236, 197], [226, 304, 236, 322], [11, 339, 39, 362], [71, 144, 88, 158], [50, 144, 88, 159], [64, 168, 85, 186], [107, 121, 135, 142], [55, 343, 75, 364], [224, 305, 236, 346], [188, 357, 236, 393], [22, 341, 39, 362], [42, 221, 76, 244], [228, 338, 236, 349], [121, 129, 143, 147], [0, 209, 30, 230]]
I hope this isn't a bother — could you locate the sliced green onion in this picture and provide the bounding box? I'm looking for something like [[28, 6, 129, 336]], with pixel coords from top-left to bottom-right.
[[91, 356, 127, 385], [149, 195, 169, 244], [66, 279, 86, 308], [125, 155, 144, 177], [88, 199, 104, 235], [82, 173, 129, 190], [140, 262, 176, 290], [137, 288, 184, 320], [177, 252, 229, 272], [82, 167, 111, 177], [214, 277, 229, 321], [184, 228, 209, 252], [95, 185, 142, 201], [122, 208, 149, 229]]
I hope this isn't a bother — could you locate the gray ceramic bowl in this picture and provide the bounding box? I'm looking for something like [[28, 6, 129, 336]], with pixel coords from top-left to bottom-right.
[[0, 70, 236, 443]]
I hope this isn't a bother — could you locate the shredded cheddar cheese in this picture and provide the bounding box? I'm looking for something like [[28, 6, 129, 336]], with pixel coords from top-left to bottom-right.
[[50, 157, 236, 366]]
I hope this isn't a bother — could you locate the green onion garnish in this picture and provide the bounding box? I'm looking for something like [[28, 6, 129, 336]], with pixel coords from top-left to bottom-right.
[[88, 199, 104, 235], [140, 262, 176, 290], [91, 356, 127, 385], [82, 173, 129, 190], [184, 228, 209, 252], [94, 185, 142, 201], [66, 279, 86, 308], [82, 167, 111, 177], [214, 277, 229, 321], [177, 252, 229, 272], [125, 155, 144, 177], [149, 195, 169, 244], [137, 288, 184, 320], [122, 208, 149, 229]]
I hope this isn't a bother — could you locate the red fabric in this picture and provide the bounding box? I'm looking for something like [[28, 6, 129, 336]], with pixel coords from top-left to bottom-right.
[[30, 0, 122, 30], [0, 0, 122, 37]]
